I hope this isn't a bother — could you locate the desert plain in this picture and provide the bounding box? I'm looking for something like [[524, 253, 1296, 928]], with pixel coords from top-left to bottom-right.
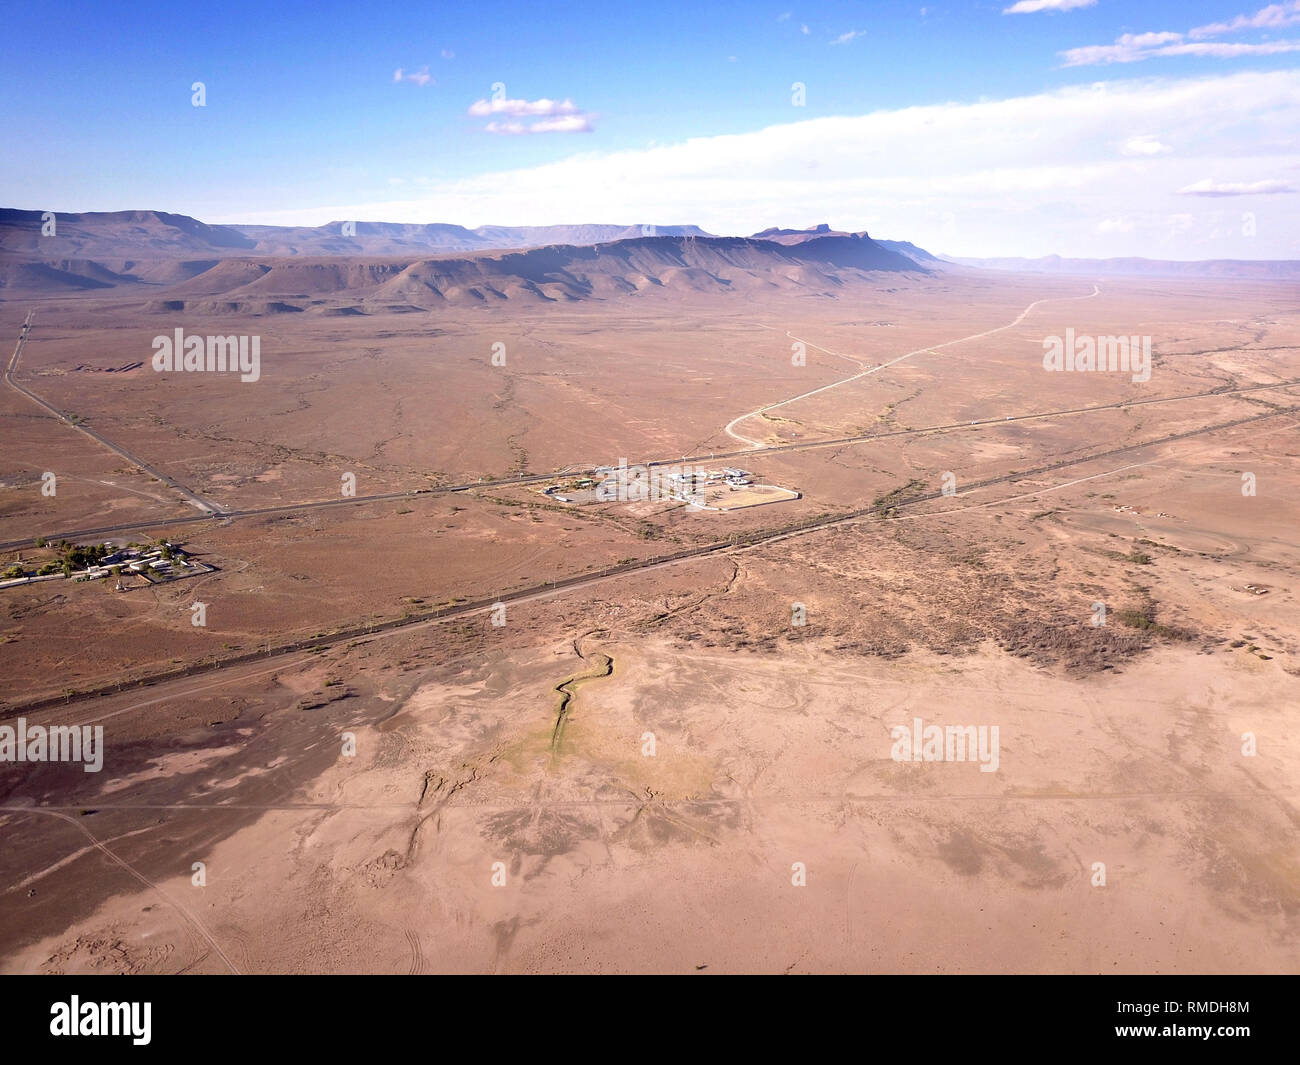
[[1, 228, 1298, 973]]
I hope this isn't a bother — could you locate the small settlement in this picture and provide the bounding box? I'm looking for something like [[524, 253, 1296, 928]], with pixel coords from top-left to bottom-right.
[[0, 541, 214, 592], [540, 462, 799, 512]]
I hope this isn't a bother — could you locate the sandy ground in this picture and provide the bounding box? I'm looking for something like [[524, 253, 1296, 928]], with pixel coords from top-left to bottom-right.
[[1, 632, 1295, 974], [1, 271, 1298, 972]]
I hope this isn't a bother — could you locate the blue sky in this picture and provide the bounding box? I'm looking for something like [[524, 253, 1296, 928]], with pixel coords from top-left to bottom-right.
[[2, 0, 1298, 256]]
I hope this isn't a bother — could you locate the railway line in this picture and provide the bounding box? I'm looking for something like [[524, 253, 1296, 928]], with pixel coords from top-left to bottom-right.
[[7, 399, 1295, 718]]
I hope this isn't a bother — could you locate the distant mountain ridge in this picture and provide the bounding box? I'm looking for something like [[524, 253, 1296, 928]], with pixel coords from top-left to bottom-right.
[[0, 210, 930, 303], [748, 224, 945, 269], [6, 209, 1296, 302], [0, 209, 712, 259], [0, 209, 257, 257], [139, 232, 928, 311], [236, 220, 716, 256]]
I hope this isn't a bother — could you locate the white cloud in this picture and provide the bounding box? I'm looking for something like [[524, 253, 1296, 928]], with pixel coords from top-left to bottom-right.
[[1169, 39, 1300, 56], [1121, 134, 1173, 155], [1065, 38, 1300, 64], [441, 49, 455, 59], [468, 96, 580, 117], [831, 30, 864, 45], [1063, 3, 1300, 64], [1097, 217, 1136, 233], [1124, 32, 1185, 47], [470, 96, 592, 133], [801, 24, 810, 35], [1004, 0, 1096, 13], [223, 70, 1300, 259], [529, 114, 593, 134], [1191, 2, 1300, 38], [485, 115, 593, 135], [393, 66, 433, 87], [1177, 177, 1297, 195]]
